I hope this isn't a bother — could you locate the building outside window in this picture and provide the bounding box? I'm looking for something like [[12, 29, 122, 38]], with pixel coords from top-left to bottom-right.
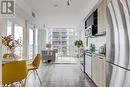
[[47, 28, 75, 57]]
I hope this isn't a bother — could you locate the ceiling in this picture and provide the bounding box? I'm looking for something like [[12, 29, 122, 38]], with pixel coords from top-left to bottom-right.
[[23, 0, 98, 28]]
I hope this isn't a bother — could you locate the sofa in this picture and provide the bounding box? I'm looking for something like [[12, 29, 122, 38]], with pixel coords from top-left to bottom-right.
[[41, 50, 56, 62]]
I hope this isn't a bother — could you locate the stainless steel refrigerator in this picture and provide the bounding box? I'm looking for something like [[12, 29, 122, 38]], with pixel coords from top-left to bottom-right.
[[106, 0, 130, 87]]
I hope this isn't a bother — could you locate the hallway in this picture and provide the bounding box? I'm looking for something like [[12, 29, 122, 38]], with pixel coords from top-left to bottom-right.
[[25, 63, 96, 87]]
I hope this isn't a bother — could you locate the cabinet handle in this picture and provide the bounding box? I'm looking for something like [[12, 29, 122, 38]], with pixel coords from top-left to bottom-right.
[[86, 54, 92, 57], [99, 57, 103, 59]]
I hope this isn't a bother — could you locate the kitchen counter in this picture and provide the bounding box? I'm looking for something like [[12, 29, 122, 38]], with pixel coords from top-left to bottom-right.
[[93, 52, 106, 57], [85, 51, 106, 58], [80, 50, 106, 79]]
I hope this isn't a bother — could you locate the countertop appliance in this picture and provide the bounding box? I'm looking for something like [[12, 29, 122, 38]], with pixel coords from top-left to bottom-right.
[[106, 0, 130, 87], [85, 25, 97, 37], [99, 44, 106, 55]]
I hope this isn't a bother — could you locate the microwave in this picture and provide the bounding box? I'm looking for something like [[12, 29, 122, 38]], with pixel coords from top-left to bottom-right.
[[85, 25, 97, 37]]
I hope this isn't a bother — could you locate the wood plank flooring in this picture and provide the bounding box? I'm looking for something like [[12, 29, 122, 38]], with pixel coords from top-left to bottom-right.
[[25, 63, 96, 87]]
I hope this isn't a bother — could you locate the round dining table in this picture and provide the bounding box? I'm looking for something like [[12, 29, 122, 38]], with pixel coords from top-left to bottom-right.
[[2, 58, 25, 64]]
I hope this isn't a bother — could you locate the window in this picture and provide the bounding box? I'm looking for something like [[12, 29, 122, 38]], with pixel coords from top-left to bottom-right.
[[14, 25, 23, 57], [29, 28, 34, 59], [35, 29, 38, 54], [6, 20, 39, 59], [7, 21, 12, 36]]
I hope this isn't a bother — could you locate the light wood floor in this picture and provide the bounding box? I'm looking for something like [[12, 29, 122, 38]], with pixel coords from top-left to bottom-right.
[[25, 63, 96, 87]]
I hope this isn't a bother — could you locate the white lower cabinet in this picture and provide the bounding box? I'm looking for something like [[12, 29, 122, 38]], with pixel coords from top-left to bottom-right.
[[85, 54, 92, 78], [91, 55, 106, 87]]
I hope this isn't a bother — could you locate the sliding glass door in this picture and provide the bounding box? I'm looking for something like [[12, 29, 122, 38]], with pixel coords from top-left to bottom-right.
[[35, 29, 38, 55], [6, 21, 24, 57], [29, 28, 34, 59], [7, 21, 12, 36], [14, 25, 23, 57], [6, 20, 39, 59]]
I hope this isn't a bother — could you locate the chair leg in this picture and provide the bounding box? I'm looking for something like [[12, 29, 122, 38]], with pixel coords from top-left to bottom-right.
[[4, 84, 8, 87], [19, 81, 24, 87], [35, 70, 42, 84], [23, 78, 27, 87], [3, 84, 5, 87], [10, 84, 15, 87], [33, 70, 37, 79], [7, 84, 11, 87], [27, 71, 33, 78], [6, 84, 8, 87]]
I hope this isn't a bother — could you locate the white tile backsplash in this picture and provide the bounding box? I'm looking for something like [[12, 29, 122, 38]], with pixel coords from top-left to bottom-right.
[[88, 36, 106, 51]]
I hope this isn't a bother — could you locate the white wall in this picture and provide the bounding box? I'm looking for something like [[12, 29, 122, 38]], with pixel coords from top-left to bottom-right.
[[23, 20, 29, 59], [0, 19, 5, 87], [15, 0, 34, 22], [0, 18, 7, 87], [15, 0, 41, 29], [76, 19, 86, 45], [14, 0, 45, 57], [80, 0, 102, 21], [75, 18, 87, 51], [76, 0, 102, 42], [38, 29, 46, 52], [0, 19, 7, 54]]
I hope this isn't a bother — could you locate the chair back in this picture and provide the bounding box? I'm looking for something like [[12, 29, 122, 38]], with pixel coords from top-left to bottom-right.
[[32, 54, 41, 69], [2, 60, 27, 84]]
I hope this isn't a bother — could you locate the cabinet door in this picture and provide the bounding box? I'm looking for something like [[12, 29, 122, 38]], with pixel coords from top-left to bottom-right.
[[98, 0, 108, 33], [92, 55, 106, 87], [85, 55, 92, 78], [91, 55, 98, 84]]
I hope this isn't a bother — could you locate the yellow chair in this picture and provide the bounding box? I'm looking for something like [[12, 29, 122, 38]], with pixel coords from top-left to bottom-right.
[[27, 54, 42, 83], [2, 60, 28, 87]]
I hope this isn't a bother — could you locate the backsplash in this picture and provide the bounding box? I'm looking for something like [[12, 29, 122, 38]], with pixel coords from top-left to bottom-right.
[[88, 35, 106, 51]]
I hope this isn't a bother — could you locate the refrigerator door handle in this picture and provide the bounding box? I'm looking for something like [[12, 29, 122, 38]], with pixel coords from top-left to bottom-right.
[[106, 61, 130, 71]]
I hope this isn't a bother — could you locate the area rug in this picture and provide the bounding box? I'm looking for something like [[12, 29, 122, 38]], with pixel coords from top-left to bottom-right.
[[53, 57, 78, 64]]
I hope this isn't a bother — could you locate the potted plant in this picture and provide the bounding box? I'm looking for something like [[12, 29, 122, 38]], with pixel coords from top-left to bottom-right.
[[74, 40, 83, 58]]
